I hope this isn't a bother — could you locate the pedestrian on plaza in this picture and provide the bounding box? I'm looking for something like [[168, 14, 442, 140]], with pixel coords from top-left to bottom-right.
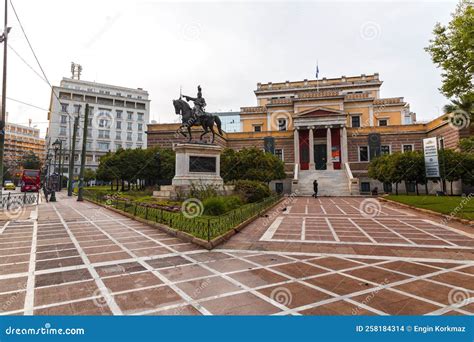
[[42, 183, 49, 203], [312, 179, 318, 198]]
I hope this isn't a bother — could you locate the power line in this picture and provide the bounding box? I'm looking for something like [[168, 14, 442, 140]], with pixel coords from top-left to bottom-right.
[[7, 44, 47, 84]]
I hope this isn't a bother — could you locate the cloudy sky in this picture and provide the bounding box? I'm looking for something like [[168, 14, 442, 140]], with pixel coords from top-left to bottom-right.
[[3, 0, 457, 137]]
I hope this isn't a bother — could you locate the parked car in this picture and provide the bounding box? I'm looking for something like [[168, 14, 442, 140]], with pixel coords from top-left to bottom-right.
[[3, 180, 16, 190]]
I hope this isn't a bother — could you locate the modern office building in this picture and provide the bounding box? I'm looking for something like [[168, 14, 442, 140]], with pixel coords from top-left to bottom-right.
[[46, 77, 150, 175]]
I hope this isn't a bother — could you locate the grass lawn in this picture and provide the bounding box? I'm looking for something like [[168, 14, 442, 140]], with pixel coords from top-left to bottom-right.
[[386, 195, 474, 220]]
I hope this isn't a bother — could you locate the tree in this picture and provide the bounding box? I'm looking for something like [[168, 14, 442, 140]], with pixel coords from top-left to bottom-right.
[[459, 136, 474, 153], [425, 1, 474, 103], [21, 152, 41, 170], [220, 147, 286, 183], [439, 149, 464, 195], [84, 168, 96, 184]]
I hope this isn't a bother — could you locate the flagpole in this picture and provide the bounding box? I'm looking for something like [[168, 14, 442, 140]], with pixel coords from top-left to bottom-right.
[[316, 61, 319, 92]]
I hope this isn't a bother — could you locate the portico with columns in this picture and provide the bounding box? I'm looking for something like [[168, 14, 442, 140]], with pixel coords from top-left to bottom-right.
[[293, 107, 348, 171]]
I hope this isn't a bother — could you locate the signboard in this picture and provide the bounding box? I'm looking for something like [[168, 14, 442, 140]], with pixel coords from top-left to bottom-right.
[[368, 133, 381, 160], [423, 137, 440, 178], [189, 156, 216, 173], [263, 136, 275, 154], [331, 147, 340, 162]]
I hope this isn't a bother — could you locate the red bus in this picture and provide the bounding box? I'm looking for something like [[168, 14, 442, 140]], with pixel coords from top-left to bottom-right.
[[20, 169, 41, 192]]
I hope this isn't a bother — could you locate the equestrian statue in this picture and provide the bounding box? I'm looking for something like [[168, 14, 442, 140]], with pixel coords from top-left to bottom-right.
[[173, 85, 223, 143]]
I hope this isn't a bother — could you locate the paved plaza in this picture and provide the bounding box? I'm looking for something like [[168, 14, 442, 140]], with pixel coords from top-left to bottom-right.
[[0, 195, 473, 316]]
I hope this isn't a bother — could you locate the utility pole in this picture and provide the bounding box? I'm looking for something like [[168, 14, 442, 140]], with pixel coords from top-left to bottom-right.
[[67, 115, 79, 196], [0, 0, 10, 190], [77, 104, 89, 201]]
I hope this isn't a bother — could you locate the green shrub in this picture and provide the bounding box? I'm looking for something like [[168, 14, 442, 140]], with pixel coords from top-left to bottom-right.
[[203, 197, 226, 216], [234, 180, 271, 203], [203, 195, 243, 216]]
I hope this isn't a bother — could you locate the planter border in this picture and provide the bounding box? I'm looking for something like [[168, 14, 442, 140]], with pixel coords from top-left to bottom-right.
[[379, 196, 474, 227], [84, 196, 285, 250]]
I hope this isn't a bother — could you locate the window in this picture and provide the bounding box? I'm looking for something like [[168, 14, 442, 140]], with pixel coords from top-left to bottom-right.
[[116, 110, 122, 119], [136, 144, 143, 149], [127, 132, 132, 141], [98, 118, 110, 128], [116, 121, 122, 129], [360, 182, 370, 193], [87, 129, 92, 138], [378, 119, 388, 126], [274, 149, 283, 161], [60, 103, 68, 113], [61, 115, 68, 124], [86, 142, 92, 149], [351, 115, 361, 128], [137, 133, 142, 141], [126, 143, 133, 149], [127, 122, 132, 131], [137, 113, 144, 121], [115, 131, 122, 140], [138, 123, 143, 131], [254, 125, 262, 132], [59, 126, 67, 136], [359, 146, 369, 162], [98, 130, 110, 139], [116, 92, 122, 96], [116, 143, 122, 149], [380, 145, 390, 155], [73, 104, 81, 114], [98, 142, 109, 151], [127, 94, 132, 98], [88, 118, 93, 126], [127, 112, 133, 120], [402, 144, 413, 153], [278, 119, 287, 131]]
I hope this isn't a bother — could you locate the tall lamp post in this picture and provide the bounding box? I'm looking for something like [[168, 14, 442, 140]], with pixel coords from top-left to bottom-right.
[[0, 1, 11, 193], [52, 139, 63, 191]]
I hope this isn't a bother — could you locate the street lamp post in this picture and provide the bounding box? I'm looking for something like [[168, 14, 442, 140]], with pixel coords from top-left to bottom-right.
[[52, 139, 63, 191]]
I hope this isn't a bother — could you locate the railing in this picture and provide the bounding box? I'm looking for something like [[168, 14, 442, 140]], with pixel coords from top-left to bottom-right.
[[0, 192, 40, 209], [84, 191, 281, 242], [344, 162, 359, 195]]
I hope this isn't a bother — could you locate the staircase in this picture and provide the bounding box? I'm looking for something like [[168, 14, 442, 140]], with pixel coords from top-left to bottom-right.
[[295, 170, 352, 196]]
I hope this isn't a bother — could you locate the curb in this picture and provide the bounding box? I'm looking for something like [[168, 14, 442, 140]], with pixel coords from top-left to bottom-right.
[[378, 197, 474, 227]]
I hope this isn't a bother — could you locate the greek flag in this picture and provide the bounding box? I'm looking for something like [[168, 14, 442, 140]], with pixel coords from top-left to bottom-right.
[[315, 63, 319, 79]]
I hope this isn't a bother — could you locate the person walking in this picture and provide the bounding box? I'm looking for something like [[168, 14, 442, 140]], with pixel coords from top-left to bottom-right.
[[312, 179, 318, 198]]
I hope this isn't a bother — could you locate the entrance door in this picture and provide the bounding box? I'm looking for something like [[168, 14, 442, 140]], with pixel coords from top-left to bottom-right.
[[314, 144, 327, 170]]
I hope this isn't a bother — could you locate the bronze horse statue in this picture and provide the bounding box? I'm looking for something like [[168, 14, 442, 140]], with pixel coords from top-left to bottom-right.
[[173, 98, 223, 143]]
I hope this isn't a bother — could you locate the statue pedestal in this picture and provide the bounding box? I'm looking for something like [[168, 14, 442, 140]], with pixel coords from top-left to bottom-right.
[[154, 143, 230, 200]]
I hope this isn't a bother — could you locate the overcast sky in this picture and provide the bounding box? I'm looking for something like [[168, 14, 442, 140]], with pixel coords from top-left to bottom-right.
[[3, 0, 457, 137]]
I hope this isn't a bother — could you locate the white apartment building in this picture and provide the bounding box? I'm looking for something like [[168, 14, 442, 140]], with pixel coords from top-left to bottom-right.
[[46, 78, 150, 175]]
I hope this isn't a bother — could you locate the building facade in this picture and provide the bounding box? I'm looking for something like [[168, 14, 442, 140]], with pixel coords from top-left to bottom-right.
[[47, 78, 150, 175], [4, 121, 45, 174], [147, 73, 472, 195]]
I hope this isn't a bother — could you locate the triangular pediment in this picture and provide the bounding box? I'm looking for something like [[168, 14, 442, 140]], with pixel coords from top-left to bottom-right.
[[295, 106, 345, 118]]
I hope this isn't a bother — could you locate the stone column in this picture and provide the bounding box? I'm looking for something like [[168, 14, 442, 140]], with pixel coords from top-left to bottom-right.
[[294, 128, 300, 168], [341, 126, 348, 165], [326, 126, 333, 170], [308, 126, 315, 169]]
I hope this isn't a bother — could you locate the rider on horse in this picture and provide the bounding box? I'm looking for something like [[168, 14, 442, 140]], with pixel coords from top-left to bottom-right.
[[183, 85, 207, 120]]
